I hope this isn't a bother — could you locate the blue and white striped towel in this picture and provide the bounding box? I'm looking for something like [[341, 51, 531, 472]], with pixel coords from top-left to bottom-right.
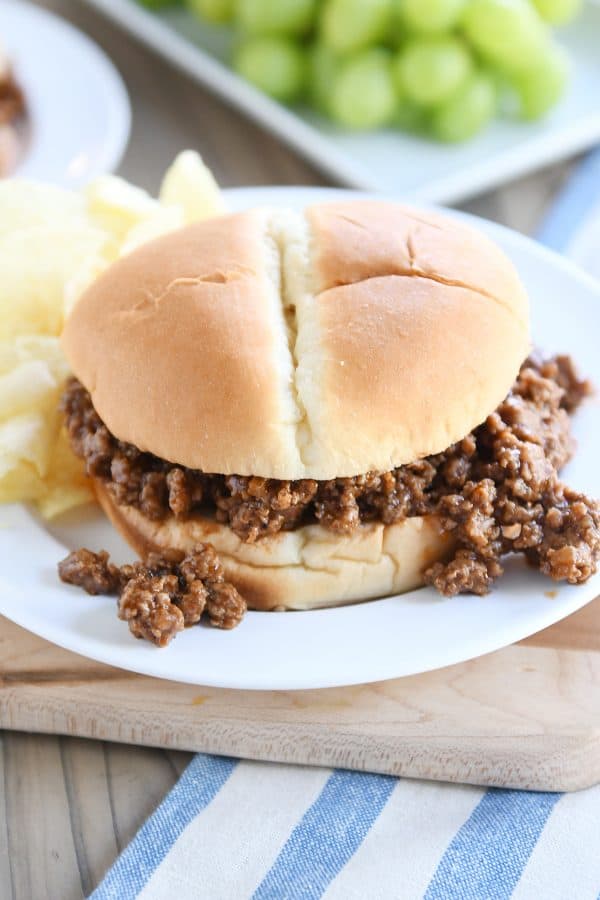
[[93, 757, 600, 900], [92, 148, 600, 900]]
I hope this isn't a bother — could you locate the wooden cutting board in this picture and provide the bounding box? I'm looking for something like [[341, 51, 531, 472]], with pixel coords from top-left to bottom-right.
[[1, 599, 599, 793]]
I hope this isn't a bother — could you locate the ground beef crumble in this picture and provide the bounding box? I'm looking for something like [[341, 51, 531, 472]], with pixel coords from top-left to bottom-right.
[[61, 354, 600, 596], [58, 546, 246, 646], [57, 548, 120, 596]]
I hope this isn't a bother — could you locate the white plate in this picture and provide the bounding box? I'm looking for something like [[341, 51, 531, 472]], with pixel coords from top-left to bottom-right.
[[1, 186, 599, 691], [82, 0, 600, 205], [2, 0, 131, 186]]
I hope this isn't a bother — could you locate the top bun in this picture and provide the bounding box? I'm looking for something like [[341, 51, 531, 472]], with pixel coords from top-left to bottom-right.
[[62, 200, 530, 480]]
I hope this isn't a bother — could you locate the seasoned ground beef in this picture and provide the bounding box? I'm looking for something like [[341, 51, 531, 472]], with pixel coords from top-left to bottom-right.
[[424, 358, 599, 595], [58, 546, 246, 646], [61, 354, 600, 596], [0, 72, 24, 126], [58, 548, 120, 595]]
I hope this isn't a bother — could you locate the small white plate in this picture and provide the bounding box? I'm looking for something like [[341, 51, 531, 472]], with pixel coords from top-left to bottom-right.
[[2, 0, 131, 186], [0, 186, 599, 691], [82, 0, 600, 204]]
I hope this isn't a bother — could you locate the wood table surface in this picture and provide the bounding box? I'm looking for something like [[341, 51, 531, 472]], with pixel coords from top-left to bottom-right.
[[2, 2, 579, 897]]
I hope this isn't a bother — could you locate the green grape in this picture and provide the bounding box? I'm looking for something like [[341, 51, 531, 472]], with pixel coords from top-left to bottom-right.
[[461, 0, 550, 72], [431, 71, 496, 141], [186, 0, 234, 22], [514, 43, 569, 119], [308, 44, 340, 115], [236, 0, 316, 36], [487, 66, 519, 116], [330, 49, 397, 129], [531, 0, 582, 25], [138, 0, 180, 9], [396, 0, 467, 32], [393, 37, 473, 108], [233, 37, 306, 102], [394, 98, 428, 132], [320, 0, 393, 54]]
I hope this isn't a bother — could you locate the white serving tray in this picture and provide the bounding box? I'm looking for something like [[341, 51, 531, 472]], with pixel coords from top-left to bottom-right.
[[83, 0, 600, 203]]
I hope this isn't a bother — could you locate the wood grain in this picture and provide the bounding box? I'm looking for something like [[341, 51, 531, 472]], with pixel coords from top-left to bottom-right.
[[1, 601, 599, 797], [0, 729, 189, 900], [522, 595, 600, 650]]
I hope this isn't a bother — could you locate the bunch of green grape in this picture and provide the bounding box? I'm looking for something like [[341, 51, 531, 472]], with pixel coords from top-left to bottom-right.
[[143, 0, 582, 142]]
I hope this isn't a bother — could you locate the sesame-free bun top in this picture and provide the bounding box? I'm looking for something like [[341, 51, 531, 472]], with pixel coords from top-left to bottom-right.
[[62, 200, 530, 480]]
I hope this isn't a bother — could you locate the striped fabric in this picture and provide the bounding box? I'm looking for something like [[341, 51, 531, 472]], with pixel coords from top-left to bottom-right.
[[91, 150, 600, 900], [91, 758, 600, 900]]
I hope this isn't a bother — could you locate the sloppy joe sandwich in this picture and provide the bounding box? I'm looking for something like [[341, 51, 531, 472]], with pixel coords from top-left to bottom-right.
[[60, 200, 600, 611]]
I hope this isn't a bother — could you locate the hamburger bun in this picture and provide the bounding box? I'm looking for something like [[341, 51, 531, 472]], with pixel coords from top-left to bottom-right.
[[62, 200, 530, 481], [95, 481, 455, 610]]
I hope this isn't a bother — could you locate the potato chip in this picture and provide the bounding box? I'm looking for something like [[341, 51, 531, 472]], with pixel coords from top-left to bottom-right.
[[159, 150, 225, 223], [0, 460, 44, 504], [0, 359, 57, 419], [0, 342, 19, 376], [38, 483, 93, 519], [0, 336, 69, 381], [63, 252, 111, 319], [0, 153, 226, 519], [0, 411, 55, 477], [38, 428, 93, 518], [86, 175, 164, 244], [0, 225, 110, 339], [0, 180, 86, 236], [120, 205, 185, 257], [0, 180, 111, 340], [12, 335, 70, 375]]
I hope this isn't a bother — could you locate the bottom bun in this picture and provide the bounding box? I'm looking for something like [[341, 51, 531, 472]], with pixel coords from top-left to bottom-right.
[[95, 481, 454, 611]]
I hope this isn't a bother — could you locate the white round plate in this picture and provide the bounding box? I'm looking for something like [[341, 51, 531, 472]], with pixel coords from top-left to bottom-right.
[[2, 0, 130, 186], [1, 186, 599, 691]]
